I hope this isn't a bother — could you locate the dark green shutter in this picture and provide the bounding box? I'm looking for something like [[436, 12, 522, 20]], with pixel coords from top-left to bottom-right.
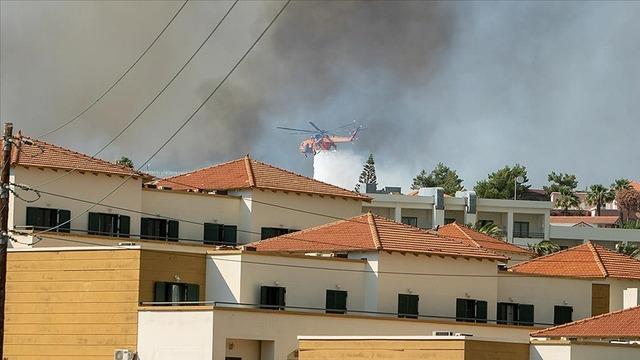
[[57, 209, 71, 233], [222, 225, 237, 245], [118, 215, 130, 237], [204, 223, 221, 244], [277, 287, 286, 309], [88, 212, 100, 234], [167, 220, 179, 241], [141, 218, 150, 238], [476, 300, 488, 323], [398, 294, 407, 317], [497, 303, 507, 324], [260, 286, 269, 307], [456, 298, 466, 321], [26, 207, 39, 227], [261, 228, 275, 240], [407, 295, 419, 318], [326, 290, 336, 312], [154, 282, 167, 303], [518, 304, 535, 326], [336, 290, 347, 313], [186, 284, 200, 302], [554, 306, 573, 325]]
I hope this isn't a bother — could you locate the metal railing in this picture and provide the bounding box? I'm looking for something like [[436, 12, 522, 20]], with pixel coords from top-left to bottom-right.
[[138, 300, 554, 327]]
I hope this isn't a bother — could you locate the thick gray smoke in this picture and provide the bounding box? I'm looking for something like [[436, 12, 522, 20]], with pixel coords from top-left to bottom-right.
[[2, 1, 639, 190]]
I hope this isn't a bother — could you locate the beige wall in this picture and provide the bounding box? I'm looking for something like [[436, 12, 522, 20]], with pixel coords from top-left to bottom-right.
[[243, 190, 363, 244], [11, 166, 143, 236], [498, 274, 640, 325], [137, 307, 536, 360], [141, 189, 241, 243], [139, 249, 207, 303]]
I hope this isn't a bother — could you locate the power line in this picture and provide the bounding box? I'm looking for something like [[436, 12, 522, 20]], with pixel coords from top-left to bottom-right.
[[32, 0, 239, 189], [27, 0, 292, 236], [36, 0, 190, 139]]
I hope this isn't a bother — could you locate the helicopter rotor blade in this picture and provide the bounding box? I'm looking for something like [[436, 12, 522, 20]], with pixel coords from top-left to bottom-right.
[[308, 121, 323, 132], [276, 126, 317, 133], [327, 123, 356, 132]]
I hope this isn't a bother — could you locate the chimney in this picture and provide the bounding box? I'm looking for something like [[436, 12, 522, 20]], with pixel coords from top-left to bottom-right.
[[623, 288, 639, 309], [365, 183, 377, 194]]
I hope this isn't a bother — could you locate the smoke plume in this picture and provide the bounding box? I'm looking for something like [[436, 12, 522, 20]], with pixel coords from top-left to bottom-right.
[[2, 1, 639, 191]]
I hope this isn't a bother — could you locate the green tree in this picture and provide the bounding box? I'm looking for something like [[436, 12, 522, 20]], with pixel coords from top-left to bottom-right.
[[474, 164, 530, 200], [473, 222, 503, 239], [586, 184, 615, 216], [410, 162, 464, 195], [355, 154, 377, 192], [543, 172, 578, 199], [528, 240, 561, 257], [615, 242, 640, 257], [611, 178, 632, 193], [621, 220, 640, 229], [554, 187, 580, 215], [116, 156, 134, 169]]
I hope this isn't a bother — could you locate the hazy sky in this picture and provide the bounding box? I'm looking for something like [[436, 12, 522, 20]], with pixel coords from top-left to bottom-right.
[[1, 1, 638, 191]]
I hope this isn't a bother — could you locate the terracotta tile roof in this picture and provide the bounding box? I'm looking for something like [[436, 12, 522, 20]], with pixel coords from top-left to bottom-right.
[[550, 216, 621, 226], [154, 155, 370, 201], [8, 132, 149, 179], [251, 213, 508, 261], [438, 223, 533, 256], [508, 242, 640, 280], [531, 306, 640, 339]]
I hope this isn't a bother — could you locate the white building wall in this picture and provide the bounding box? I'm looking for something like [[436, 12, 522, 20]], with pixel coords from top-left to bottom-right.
[[207, 253, 243, 304], [531, 343, 640, 360], [530, 344, 571, 360], [137, 310, 213, 360], [11, 166, 143, 236]]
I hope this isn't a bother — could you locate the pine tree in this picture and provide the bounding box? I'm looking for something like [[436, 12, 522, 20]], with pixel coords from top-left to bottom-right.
[[356, 154, 377, 191], [411, 163, 463, 195]]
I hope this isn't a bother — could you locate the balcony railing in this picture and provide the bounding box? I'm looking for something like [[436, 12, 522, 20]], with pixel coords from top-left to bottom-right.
[[513, 230, 545, 239]]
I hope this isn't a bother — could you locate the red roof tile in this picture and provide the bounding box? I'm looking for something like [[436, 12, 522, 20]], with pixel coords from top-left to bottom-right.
[[508, 242, 640, 280], [155, 155, 370, 201], [438, 223, 533, 256], [251, 213, 507, 261], [550, 216, 620, 226], [531, 306, 640, 339], [9, 133, 149, 179]]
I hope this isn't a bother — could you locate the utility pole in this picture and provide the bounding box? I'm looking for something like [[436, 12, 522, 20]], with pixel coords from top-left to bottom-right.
[[0, 122, 13, 357]]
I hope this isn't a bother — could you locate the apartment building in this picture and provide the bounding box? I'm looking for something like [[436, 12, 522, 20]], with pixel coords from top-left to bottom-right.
[[362, 187, 551, 245], [9, 134, 368, 249]]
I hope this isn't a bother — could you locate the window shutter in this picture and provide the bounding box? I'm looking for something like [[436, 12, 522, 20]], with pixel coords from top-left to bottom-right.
[[204, 223, 221, 244], [497, 303, 507, 324], [186, 284, 200, 302], [140, 218, 150, 238], [456, 298, 466, 321], [476, 300, 488, 323], [154, 282, 167, 303], [336, 290, 347, 312], [167, 220, 179, 241], [261, 228, 276, 240], [57, 209, 71, 233], [407, 295, 419, 317], [88, 212, 100, 234], [26, 207, 39, 227], [260, 286, 269, 306], [118, 215, 130, 237], [398, 294, 408, 316], [277, 287, 286, 308], [222, 225, 237, 245], [518, 304, 535, 326], [554, 306, 573, 325], [326, 290, 336, 311]]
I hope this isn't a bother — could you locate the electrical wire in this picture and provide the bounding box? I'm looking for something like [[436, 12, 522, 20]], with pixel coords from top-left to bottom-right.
[[32, 0, 239, 189], [26, 0, 292, 236], [37, 0, 190, 139]]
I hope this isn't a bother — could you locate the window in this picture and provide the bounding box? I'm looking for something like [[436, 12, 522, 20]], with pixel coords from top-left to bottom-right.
[[444, 218, 456, 225], [203, 223, 237, 245], [401, 217, 418, 227], [141, 218, 179, 241], [398, 294, 419, 319], [154, 281, 199, 305], [326, 290, 347, 314], [456, 298, 487, 323], [260, 286, 286, 310], [497, 302, 534, 326], [513, 221, 530, 238], [261, 227, 298, 240], [554, 305, 573, 325], [26, 207, 71, 232], [88, 212, 130, 237]]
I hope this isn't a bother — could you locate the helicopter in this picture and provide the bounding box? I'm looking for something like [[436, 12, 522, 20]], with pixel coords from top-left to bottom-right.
[[277, 121, 363, 157]]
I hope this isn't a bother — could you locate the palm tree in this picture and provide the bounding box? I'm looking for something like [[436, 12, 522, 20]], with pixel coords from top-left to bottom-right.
[[586, 184, 615, 216], [528, 240, 561, 257], [554, 187, 580, 215], [473, 222, 503, 239], [615, 242, 640, 258]]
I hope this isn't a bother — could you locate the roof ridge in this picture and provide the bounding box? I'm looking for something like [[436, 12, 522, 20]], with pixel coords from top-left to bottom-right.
[[250, 158, 368, 199], [367, 212, 382, 250], [508, 242, 589, 271], [156, 157, 246, 184], [454, 223, 481, 248], [244, 155, 255, 187], [530, 305, 640, 337], [588, 241, 609, 278]]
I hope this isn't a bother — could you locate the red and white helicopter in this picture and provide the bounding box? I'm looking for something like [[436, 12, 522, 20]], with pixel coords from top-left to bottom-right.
[[277, 121, 363, 157]]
